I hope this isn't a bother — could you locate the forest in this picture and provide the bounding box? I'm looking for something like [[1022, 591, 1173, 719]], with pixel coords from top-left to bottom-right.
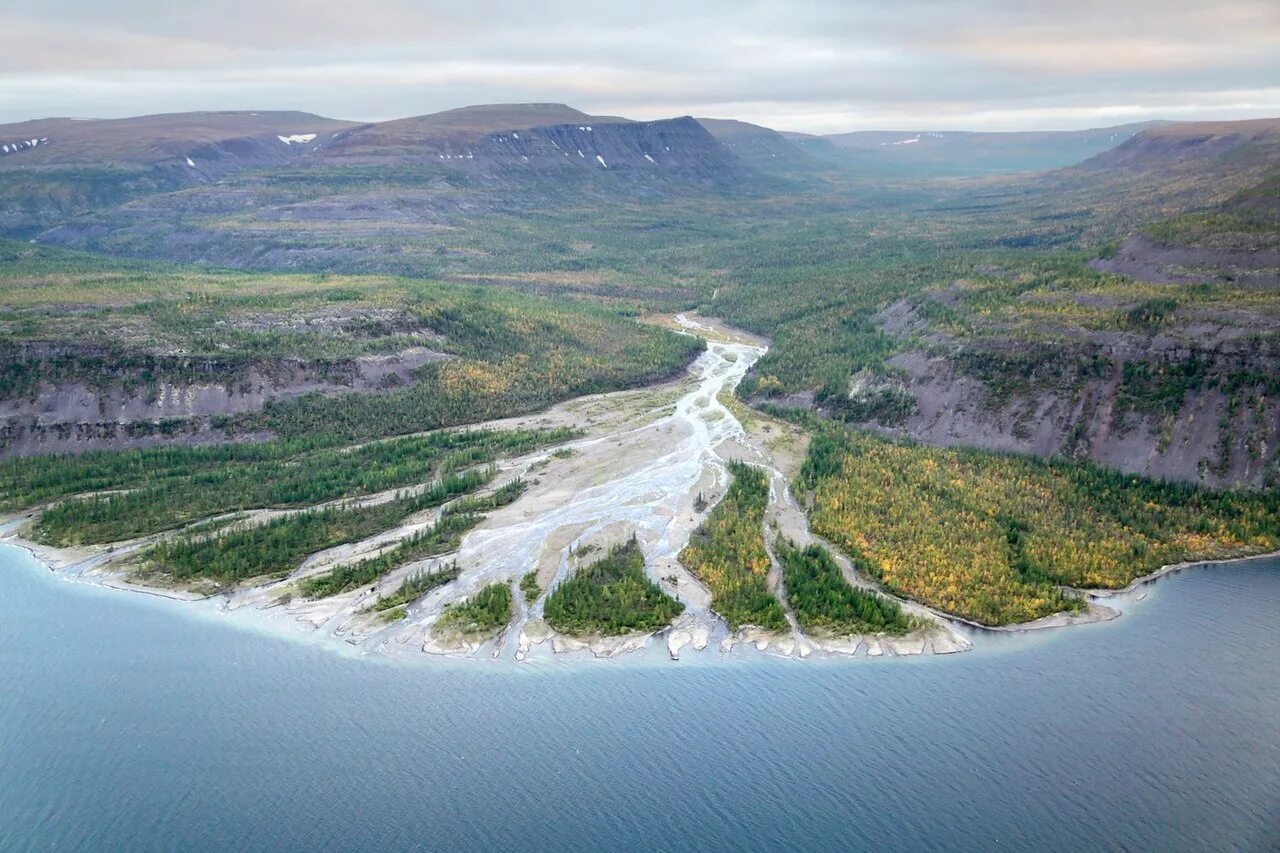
[[29, 428, 569, 545], [798, 425, 1280, 625], [298, 479, 527, 598], [679, 462, 788, 632], [140, 468, 493, 585], [362, 562, 462, 621], [776, 539, 915, 636], [542, 537, 684, 636], [434, 583, 514, 639], [0, 238, 701, 456]]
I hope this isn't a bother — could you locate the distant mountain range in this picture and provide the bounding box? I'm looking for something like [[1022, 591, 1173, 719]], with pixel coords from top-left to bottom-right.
[[3, 102, 1279, 267], [785, 123, 1163, 175], [0, 103, 1239, 186]]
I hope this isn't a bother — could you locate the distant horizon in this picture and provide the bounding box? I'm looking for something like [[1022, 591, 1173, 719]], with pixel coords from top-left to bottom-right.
[[3, 1, 1276, 134], [4, 101, 1277, 137]]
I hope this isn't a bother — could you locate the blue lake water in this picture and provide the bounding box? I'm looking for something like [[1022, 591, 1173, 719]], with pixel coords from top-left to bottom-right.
[[2, 543, 1278, 852]]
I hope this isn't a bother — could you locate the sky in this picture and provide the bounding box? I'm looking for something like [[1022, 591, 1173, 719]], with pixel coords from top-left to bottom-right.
[[2, 0, 1278, 132]]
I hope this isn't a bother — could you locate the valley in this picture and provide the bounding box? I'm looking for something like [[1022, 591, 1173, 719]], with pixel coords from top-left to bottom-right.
[[2, 103, 1279, 661]]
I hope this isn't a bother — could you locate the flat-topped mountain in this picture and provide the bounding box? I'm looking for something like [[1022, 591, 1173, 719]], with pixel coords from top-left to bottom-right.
[[1079, 118, 1280, 172], [321, 107, 742, 184], [0, 110, 356, 169], [0, 104, 752, 240], [695, 118, 820, 170], [321, 103, 628, 158]]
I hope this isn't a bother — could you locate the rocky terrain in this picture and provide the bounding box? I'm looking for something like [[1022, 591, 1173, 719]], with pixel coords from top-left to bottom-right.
[[3, 106, 1278, 487], [0, 342, 447, 457], [8, 105, 757, 270], [1093, 174, 1280, 286], [0, 111, 357, 236]]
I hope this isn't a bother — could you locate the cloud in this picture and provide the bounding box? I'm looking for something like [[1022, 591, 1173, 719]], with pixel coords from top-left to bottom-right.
[[0, 0, 1276, 131]]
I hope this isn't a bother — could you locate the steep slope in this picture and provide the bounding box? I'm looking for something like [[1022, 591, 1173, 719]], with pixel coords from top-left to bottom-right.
[[696, 118, 819, 171], [1078, 121, 1280, 284], [1078, 118, 1280, 173], [318, 104, 739, 184], [1043, 118, 1280, 224], [0, 111, 354, 168], [1092, 172, 1280, 285], [742, 251, 1280, 490], [33, 106, 750, 271], [318, 103, 626, 159]]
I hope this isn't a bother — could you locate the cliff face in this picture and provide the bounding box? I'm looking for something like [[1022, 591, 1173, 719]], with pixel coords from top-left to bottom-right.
[[884, 345, 1278, 490], [763, 278, 1280, 490], [1091, 233, 1280, 287], [319, 115, 744, 186], [1090, 173, 1280, 287], [696, 118, 820, 171], [23, 107, 756, 262], [30, 115, 757, 270], [0, 343, 446, 458], [471, 117, 744, 185]]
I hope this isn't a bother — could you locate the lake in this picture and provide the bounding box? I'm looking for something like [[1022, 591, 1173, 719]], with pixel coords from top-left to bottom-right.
[[2, 544, 1277, 851]]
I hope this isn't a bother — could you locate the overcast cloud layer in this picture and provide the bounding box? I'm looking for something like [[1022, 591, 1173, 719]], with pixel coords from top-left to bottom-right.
[[2, 0, 1278, 131]]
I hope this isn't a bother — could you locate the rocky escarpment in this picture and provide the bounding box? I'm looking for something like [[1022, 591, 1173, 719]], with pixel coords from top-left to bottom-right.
[[314, 114, 745, 187], [1091, 233, 1280, 286], [696, 119, 820, 172], [882, 343, 1277, 490], [1077, 118, 1280, 174], [29, 108, 756, 266], [0, 343, 447, 457], [1091, 173, 1280, 286], [0, 112, 356, 237], [762, 294, 1280, 489]]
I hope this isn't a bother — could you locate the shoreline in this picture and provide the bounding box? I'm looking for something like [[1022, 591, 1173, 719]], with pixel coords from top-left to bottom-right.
[[9, 522, 1276, 662], [922, 546, 1280, 635], [5, 312, 1277, 665], [1086, 547, 1280, 598]]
